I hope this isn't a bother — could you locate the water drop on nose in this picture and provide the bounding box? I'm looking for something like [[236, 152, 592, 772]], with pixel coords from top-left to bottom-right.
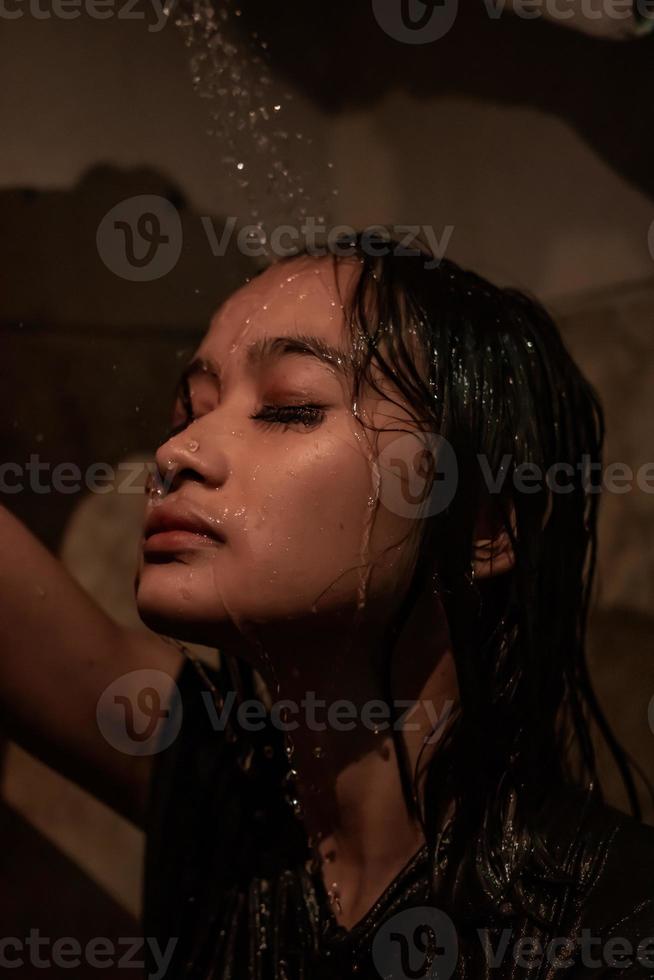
[[188, 439, 200, 453]]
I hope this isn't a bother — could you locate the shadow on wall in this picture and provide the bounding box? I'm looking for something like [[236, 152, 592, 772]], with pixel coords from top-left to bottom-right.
[[0, 165, 258, 550], [0, 802, 141, 978], [231, 0, 654, 202]]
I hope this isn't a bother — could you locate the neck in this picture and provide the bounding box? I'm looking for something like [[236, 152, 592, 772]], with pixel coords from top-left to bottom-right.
[[223, 589, 458, 929]]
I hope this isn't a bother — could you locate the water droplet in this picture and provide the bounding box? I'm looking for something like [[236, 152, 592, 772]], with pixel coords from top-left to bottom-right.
[[174, 0, 338, 248], [188, 439, 200, 452]]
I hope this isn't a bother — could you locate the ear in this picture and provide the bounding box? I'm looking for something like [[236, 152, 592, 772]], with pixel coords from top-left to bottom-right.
[[472, 500, 516, 580], [472, 529, 515, 579]]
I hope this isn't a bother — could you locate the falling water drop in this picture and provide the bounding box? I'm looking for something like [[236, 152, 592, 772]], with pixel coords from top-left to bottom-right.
[[172, 0, 338, 242]]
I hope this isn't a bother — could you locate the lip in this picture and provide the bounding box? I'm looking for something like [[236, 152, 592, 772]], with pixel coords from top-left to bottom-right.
[[143, 501, 226, 555]]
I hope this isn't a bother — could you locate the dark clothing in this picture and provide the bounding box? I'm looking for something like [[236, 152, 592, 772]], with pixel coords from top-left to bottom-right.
[[144, 657, 654, 979]]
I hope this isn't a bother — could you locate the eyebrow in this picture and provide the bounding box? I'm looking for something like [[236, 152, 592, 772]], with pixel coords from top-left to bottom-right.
[[246, 334, 352, 376], [180, 334, 353, 389]]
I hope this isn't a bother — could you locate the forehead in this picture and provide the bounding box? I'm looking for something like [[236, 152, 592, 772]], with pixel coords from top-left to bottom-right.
[[199, 254, 361, 360]]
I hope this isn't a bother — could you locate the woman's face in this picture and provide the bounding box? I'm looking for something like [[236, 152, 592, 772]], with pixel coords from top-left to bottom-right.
[[135, 255, 424, 650]]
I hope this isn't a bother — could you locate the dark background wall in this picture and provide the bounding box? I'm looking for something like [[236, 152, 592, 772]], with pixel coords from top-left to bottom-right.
[[0, 1, 653, 954]]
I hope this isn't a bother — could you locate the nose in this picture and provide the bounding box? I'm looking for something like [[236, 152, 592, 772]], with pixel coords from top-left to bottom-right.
[[153, 418, 230, 496]]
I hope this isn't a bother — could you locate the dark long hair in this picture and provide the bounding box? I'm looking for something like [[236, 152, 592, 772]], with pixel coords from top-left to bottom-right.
[[214, 235, 640, 920], [283, 236, 640, 904]]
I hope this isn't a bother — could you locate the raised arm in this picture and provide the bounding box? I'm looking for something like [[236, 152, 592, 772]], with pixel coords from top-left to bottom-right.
[[0, 504, 183, 828]]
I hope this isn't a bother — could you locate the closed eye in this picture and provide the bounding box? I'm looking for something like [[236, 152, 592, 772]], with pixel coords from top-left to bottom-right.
[[250, 404, 326, 430]]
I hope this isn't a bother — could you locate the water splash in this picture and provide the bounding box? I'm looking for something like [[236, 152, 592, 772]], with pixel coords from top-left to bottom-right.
[[171, 0, 337, 244]]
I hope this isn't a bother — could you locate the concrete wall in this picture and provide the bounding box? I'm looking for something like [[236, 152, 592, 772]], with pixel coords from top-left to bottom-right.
[[1, 2, 653, 925]]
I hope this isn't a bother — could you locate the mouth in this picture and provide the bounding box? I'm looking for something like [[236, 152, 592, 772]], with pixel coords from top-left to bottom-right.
[[143, 503, 226, 559]]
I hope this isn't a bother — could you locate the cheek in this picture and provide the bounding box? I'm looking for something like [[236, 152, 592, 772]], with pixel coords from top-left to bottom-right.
[[231, 433, 418, 609], [243, 436, 371, 573]]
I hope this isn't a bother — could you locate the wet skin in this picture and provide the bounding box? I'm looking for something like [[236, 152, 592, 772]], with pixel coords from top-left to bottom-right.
[[135, 253, 461, 929], [136, 254, 426, 655]]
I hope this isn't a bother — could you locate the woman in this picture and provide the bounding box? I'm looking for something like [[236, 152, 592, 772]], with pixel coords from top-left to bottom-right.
[[2, 238, 653, 979]]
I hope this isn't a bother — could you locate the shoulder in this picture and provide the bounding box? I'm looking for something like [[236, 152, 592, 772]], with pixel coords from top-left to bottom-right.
[[533, 785, 654, 970]]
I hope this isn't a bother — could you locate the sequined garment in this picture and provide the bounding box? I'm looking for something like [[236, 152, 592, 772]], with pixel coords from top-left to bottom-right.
[[144, 658, 654, 979]]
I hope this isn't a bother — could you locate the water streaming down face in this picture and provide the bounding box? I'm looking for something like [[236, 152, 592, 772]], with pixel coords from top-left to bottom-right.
[[170, 0, 338, 243], [137, 255, 424, 665], [152, 2, 386, 660], [137, 253, 440, 924], [209, 260, 388, 655]]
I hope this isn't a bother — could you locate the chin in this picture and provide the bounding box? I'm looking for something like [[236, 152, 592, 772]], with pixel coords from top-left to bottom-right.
[[135, 560, 239, 648]]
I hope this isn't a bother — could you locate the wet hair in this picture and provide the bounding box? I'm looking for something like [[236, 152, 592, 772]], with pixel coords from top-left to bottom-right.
[[208, 235, 643, 922], [274, 235, 642, 912]]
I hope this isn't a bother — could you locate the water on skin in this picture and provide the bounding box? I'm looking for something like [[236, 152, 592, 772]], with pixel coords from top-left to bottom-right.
[[163, 264, 379, 918], [199, 425, 380, 926], [157, 0, 393, 927]]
